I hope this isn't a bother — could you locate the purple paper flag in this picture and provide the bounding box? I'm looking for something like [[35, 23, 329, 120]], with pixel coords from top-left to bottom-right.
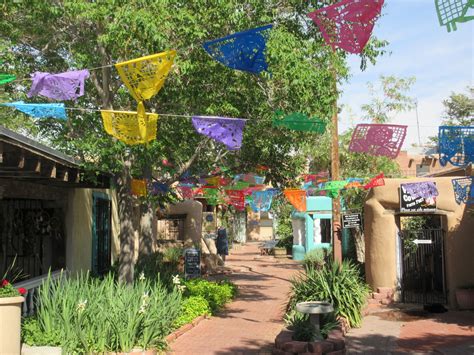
[[28, 69, 90, 101], [191, 116, 246, 150]]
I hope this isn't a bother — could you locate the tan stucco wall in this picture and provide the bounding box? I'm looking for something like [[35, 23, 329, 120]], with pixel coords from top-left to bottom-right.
[[364, 177, 474, 306], [166, 200, 203, 246], [247, 211, 273, 241], [65, 188, 120, 274]]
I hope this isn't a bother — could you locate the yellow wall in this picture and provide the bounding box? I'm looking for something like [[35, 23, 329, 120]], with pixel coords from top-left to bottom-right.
[[65, 188, 120, 274], [364, 177, 474, 307], [247, 210, 273, 241]]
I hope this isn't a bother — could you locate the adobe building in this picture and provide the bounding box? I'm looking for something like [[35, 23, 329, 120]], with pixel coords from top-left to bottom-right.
[[364, 177, 474, 307]]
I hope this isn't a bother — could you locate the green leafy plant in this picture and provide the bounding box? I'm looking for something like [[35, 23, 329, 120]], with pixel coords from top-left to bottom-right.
[[24, 272, 182, 353], [288, 261, 370, 328], [302, 248, 330, 271], [184, 279, 236, 313], [163, 246, 184, 264], [286, 312, 316, 341], [0, 279, 26, 298], [173, 296, 211, 329]]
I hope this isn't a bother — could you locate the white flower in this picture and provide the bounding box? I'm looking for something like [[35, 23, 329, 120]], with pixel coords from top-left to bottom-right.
[[142, 292, 149, 301], [138, 306, 146, 314], [177, 285, 186, 293], [76, 299, 87, 313], [172, 275, 181, 285], [139, 272, 145, 281]]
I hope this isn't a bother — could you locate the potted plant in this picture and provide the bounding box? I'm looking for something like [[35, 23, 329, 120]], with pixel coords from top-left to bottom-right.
[[455, 285, 474, 310], [0, 279, 26, 354]]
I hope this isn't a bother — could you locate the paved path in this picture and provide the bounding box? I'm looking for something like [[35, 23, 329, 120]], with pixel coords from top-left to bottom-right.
[[169, 243, 301, 355], [346, 305, 474, 354]]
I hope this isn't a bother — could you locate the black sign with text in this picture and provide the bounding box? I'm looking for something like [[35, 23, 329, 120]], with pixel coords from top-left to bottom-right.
[[184, 248, 201, 279], [342, 213, 362, 229]]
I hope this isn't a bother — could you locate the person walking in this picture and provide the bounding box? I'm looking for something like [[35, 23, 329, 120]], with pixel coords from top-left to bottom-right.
[[216, 226, 229, 263]]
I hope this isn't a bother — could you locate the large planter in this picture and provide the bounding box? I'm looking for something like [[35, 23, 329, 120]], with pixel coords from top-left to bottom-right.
[[0, 296, 24, 355], [274, 247, 287, 258], [456, 288, 474, 310]]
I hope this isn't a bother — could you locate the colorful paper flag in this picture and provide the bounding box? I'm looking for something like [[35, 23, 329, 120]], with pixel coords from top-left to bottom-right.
[[438, 126, 474, 167], [28, 70, 89, 101], [349, 124, 407, 159], [192, 116, 246, 150], [101, 109, 158, 145], [1, 101, 67, 119]]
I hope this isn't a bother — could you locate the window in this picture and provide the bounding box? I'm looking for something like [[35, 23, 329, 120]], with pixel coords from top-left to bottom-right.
[[320, 219, 332, 244], [157, 214, 186, 240]]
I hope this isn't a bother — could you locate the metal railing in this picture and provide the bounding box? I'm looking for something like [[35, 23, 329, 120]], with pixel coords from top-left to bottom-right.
[[13, 269, 67, 316]]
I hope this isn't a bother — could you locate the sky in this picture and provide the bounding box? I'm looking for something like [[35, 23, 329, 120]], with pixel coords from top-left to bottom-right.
[[339, 0, 473, 150]]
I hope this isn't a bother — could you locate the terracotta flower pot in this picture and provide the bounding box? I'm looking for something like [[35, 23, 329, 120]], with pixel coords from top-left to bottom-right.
[[0, 296, 24, 355], [456, 288, 474, 310]]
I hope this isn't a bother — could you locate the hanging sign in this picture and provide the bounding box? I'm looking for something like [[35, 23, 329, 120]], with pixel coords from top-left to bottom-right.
[[400, 183, 437, 212], [184, 248, 201, 279], [342, 213, 362, 229]]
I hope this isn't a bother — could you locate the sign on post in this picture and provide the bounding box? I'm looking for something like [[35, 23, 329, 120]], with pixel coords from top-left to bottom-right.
[[400, 184, 437, 212], [342, 213, 362, 229], [184, 248, 201, 279]]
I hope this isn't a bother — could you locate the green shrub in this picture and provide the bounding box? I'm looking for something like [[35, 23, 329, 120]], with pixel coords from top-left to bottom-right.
[[288, 260, 370, 328], [24, 272, 182, 353], [134, 251, 179, 285], [286, 312, 315, 341], [22, 317, 61, 347], [302, 248, 329, 271], [163, 246, 183, 264], [173, 296, 211, 329], [184, 279, 236, 313]]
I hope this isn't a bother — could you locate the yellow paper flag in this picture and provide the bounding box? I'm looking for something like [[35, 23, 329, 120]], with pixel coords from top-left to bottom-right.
[[115, 50, 177, 102], [101, 109, 158, 145]]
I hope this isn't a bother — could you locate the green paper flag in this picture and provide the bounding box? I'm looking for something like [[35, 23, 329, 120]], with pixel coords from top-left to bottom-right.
[[272, 110, 326, 133], [0, 74, 16, 85]]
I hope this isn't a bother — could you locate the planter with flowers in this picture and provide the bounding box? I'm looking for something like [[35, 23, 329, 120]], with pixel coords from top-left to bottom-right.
[[0, 279, 26, 354]]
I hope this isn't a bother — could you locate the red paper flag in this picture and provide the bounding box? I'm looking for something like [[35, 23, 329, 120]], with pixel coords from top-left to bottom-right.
[[364, 173, 385, 190]]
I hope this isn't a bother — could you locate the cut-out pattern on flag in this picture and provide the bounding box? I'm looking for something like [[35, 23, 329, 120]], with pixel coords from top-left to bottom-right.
[[273, 111, 326, 133], [322, 180, 348, 198], [101, 110, 158, 145], [403, 182, 439, 200], [192, 116, 246, 150], [284, 189, 307, 212], [249, 190, 274, 212], [203, 187, 220, 205], [203, 25, 273, 74], [435, 0, 474, 32], [452, 177, 474, 205], [28, 70, 90, 101], [150, 182, 169, 195], [307, 0, 384, 54], [115, 51, 176, 103], [349, 124, 407, 159], [438, 126, 474, 167], [176, 185, 195, 200], [364, 173, 385, 190], [2, 101, 67, 119], [0, 74, 16, 85], [131, 179, 147, 197], [226, 190, 246, 211]]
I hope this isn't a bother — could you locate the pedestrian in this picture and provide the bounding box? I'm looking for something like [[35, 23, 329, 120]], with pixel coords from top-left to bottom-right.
[[216, 226, 229, 263]]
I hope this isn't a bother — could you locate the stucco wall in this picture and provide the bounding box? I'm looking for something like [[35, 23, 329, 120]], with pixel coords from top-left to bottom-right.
[[364, 177, 474, 306], [65, 188, 120, 274], [247, 211, 273, 241], [166, 199, 203, 246]]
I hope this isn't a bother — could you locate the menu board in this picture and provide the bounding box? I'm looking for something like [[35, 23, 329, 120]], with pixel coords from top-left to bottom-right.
[[184, 248, 201, 279], [342, 213, 362, 229]]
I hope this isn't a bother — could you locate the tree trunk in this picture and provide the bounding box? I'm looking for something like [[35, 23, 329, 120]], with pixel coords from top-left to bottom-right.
[[139, 202, 155, 257], [117, 161, 135, 284]]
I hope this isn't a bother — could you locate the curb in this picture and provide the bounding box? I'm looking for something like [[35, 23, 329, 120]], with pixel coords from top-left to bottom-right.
[[165, 315, 209, 344]]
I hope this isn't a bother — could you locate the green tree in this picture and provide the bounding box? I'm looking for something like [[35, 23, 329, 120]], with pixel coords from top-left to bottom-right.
[[0, 0, 387, 281], [441, 87, 473, 126], [361, 75, 416, 123]]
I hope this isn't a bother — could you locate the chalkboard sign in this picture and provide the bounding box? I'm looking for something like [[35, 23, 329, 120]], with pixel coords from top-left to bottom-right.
[[400, 184, 436, 212], [184, 248, 201, 279], [342, 213, 362, 229]]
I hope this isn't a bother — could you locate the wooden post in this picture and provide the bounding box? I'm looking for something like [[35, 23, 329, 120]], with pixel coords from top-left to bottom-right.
[[331, 60, 342, 263]]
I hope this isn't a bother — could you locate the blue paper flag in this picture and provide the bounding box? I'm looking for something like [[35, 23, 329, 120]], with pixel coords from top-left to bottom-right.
[[250, 190, 275, 212], [203, 24, 273, 74], [452, 177, 474, 205], [2, 101, 67, 119], [438, 126, 474, 167]]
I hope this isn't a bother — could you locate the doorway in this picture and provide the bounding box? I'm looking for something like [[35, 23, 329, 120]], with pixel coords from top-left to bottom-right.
[[398, 215, 446, 304], [92, 193, 112, 276]]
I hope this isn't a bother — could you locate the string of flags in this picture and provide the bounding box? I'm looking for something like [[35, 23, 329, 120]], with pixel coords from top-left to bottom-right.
[[435, 0, 474, 32]]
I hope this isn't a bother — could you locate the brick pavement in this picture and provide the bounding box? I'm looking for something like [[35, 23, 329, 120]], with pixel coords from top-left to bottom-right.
[[169, 243, 301, 355]]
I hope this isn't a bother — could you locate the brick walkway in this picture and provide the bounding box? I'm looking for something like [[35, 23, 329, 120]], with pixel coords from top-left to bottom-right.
[[169, 243, 301, 354]]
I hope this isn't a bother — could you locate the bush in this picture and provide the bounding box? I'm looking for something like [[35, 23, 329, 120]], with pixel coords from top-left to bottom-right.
[[302, 248, 330, 271], [288, 260, 370, 328], [173, 296, 211, 329], [134, 250, 182, 285], [184, 279, 236, 313], [23, 272, 182, 353]]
